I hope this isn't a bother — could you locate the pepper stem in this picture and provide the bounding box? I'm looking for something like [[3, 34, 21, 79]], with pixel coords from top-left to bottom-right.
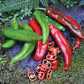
[[36, 7, 46, 11]]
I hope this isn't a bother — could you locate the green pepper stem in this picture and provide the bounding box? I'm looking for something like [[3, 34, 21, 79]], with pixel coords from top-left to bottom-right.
[[36, 7, 46, 11]]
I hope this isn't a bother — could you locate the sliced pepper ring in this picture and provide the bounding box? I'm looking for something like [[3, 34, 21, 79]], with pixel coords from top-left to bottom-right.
[[27, 71, 37, 82], [48, 41, 55, 49], [42, 59, 52, 69], [46, 69, 53, 80], [39, 64, 47, 72], [35, 64, 42, 73], [38, 71, 45, 80], [46, 54, 57, 61]]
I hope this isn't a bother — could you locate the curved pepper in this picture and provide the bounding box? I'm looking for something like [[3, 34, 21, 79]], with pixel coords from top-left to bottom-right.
[[46, 7, 84, 39], [29, 19, 49, 61], [2, 15, 18, 48], [33, 10, 49, 44], [64, 16, 83, 50], [49, 24, 72, 70]]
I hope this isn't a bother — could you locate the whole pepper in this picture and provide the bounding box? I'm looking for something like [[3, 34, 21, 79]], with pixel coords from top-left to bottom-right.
[[46, 7, 84, 39], [49, 24, 72, 70], [35, 10, 66, 31], [2, 15, 18, 48], [33, 10, 49, 44], [29, 19, 49, 61], [9, 23, 36, 65], [65, 16, 83, 50]]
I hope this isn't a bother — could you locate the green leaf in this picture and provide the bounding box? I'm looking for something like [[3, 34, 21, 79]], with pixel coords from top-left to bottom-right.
[[50, 0, 58, 4], [40, 0, 48, 7], [79, 0, 84, 6]]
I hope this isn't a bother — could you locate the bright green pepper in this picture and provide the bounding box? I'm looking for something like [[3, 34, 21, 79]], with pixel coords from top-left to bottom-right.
[[33, 10, 49, 44], [9, 42, 36, 65], [2, 28, 42, 42], [36, 10, 66, 31], [2, 15, 18, 48], [9, 22, 36, 65]]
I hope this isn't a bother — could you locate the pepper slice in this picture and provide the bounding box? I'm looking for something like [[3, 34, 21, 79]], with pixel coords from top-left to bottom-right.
[[35, 64, 42, 73], [27, 71, 37, 82], [39, 64, 47, 72], [46, 69, 53, 80], [46, 54, 57, 61], [48, 41, 55, 49], [42, 59, 52, 69], [38, 71, 45, 80]]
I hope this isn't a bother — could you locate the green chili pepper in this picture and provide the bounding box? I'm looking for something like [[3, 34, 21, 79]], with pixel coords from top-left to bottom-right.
[[2, 15, 18, 48], [9, 42, 36, 65], [9, 22, 36, 65], [36, 10, 65, 31], [33, 10, 49, 44], [2, 28, 42, 42]]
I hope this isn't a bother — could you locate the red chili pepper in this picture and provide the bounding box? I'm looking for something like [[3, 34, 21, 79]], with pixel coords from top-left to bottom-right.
[[72, 37, 83, 51], [38, 71, 45, 80], [46, 69, 53, 80], [39, 64, 47, 72], [42, 59, 52, 69], [51, 60, 58, 66], [52, 65, 58, 70], [35, 64, 42, 73], [46, 54, 57, 61], [29, 19, 49, 61], [46, 7, 84, 39], [49, 24, 72, 70], [27, 71, 37, 82]]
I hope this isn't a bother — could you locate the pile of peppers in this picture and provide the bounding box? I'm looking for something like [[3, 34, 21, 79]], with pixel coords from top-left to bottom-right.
[[2, 7, 84, 81], [27, 42, 59, 81]]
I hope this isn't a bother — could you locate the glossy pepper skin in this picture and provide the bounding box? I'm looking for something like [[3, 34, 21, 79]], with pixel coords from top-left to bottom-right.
[[9, 23, 36, 65], [46, 7, 84, 39], [35, 10, 65, 31], [33, 10, 49, 44], [65, 15, 83, 50], [2, 15, 18, 48], [29, 19, 49, 61], [72, 38, 83, 51], [49, 24, 72, 70]]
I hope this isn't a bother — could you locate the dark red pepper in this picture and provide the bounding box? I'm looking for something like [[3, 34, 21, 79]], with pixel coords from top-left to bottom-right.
[[49, 24, 72, 70], [46, 69, 53, 80], [29, 19, 49, 61], [38, 71, 45, 80], [27, 71, 37, 82], [42, 59, 52, 69], [46, 7, 84, 39]]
